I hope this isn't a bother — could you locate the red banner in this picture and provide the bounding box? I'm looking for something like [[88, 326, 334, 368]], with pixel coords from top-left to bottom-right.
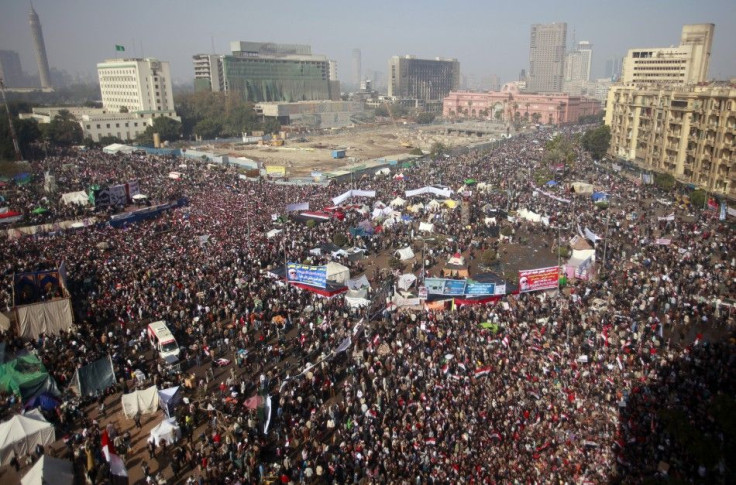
[[518, 266, 559, 293]]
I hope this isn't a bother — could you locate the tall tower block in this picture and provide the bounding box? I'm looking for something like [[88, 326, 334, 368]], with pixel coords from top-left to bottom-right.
[[29, 4, 52, 89]]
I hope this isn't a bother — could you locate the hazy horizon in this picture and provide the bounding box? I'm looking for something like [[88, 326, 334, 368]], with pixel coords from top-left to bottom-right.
[[1, 0, 735, 89]]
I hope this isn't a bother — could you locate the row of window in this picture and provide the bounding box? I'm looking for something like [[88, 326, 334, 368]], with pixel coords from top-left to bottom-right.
[[87, 121, 143, 129]]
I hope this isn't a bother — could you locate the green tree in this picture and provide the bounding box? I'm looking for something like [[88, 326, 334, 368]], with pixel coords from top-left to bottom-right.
[[119, 106, 129, 113], [374, 105, 389, 117], [480, 248, 497, 266], [416, 112, 436, 124], [581, 125, 611, 160], [689, 189, 707, 209], [430, 142, 447, 159], [531, 112, 542, 124], [333, 232, 348, 247], [409, 147, 423, 156], [544, 135, 576, 169], [44, 110, 83, 147], [194, 118, 222, 140], [654, 172, 676, 191], [0, 115, 41, 160]]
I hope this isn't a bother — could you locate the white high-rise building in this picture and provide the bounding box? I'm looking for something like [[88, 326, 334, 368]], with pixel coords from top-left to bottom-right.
[[97, 58, 176, 113]]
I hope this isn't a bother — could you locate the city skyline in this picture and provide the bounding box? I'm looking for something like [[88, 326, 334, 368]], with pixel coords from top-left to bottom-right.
[[0, 0, 734, 88]]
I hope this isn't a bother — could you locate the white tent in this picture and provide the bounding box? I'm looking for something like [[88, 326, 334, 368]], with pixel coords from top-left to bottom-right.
[[375, 168, 390, 177], [344, 289, 370, 308], [346, 274, 370, 290], [132, 194, 148, 201], [426, 199, 441, 211], [60, 191, 89, 206], [0, 414, 55, 465], [408, 203, 424, 213], [103, 143, 135, 154], [149, 418, 181, 446], [21, 455, 74, 485], [389, 197, 406, 208], [418, 222, 434, 233], [266, 229, 283, 239], [326, 262, 350, 284], [395, 247, 415, 261], [397, 274, 417, 290], [0, 312, 10, 333], [121, 385, 159, 419]]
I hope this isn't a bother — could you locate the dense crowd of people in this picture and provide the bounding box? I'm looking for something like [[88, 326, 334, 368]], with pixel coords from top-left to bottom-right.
[[0, 125, 734, 484]]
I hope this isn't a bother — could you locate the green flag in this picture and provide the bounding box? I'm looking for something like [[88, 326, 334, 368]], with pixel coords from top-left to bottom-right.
[[115, 45, 125, 52]]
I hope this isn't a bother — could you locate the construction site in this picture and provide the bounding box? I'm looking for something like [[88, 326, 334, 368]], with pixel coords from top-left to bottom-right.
[[197, 121, 513, 177]]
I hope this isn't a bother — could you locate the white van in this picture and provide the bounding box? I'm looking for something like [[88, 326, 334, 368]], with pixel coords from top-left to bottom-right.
[[147, 321, 180, 361]]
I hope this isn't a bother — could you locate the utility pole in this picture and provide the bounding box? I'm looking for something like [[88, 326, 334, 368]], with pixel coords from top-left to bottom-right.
[[0, 78, 23, 161]]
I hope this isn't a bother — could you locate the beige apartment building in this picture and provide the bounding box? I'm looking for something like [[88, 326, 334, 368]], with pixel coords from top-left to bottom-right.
[[620, 24, 714, 85], [605, 82, 736, 198]]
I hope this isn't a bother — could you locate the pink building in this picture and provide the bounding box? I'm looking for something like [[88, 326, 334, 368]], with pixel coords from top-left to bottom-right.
[[442, 83, 601, 125]]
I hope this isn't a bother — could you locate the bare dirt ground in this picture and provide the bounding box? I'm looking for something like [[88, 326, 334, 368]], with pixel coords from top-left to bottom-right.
[[204, 124, 502, 177]]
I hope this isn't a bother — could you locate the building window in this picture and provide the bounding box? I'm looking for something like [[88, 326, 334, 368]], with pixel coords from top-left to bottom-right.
[[97, 124, 101, 129], [106, 124, 110, 128]]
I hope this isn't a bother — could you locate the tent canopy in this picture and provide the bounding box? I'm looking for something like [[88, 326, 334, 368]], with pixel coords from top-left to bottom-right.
[[70, 355, 115, 397], [0, 354, 59, 402], [326, 262, 350, 284], [158, 386, 182, 417], [0, 413, 55, 465], [395, 247, 415, 261], [21, 455, 74, 485], [121, 385, 159, 419], [150, 418, 181, 446], [571, 182, 595, 195]]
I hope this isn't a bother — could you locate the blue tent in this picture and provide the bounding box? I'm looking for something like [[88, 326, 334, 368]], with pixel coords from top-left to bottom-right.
[[545, 180, 558, 187], [591, 192, 609, 202], [24, 392, 60, 411]]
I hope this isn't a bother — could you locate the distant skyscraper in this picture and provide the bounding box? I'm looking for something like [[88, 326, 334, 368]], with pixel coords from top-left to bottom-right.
[[605, 57, 622, 81], [519, 69, 527, 81], [29, 5, 52, 89], [528, 22, 567, 93], [352, 49, 361, 87], [0, 50, 24, 88]]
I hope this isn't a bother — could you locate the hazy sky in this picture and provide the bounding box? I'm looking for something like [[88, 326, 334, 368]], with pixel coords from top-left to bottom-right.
[[2, 0, 735, 87]]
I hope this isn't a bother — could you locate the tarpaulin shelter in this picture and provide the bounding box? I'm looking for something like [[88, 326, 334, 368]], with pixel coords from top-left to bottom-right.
[[326, 262, 350, 284], [0, 354, 59, 402], [24, 393, 60, 412], [0, 413, 55, 465], [21, 455, 74, 485], [60, 191, 89, 207], [121, 385, 159, 419], [389, 197, 406, 207], [149, 418, 181, 446], [344, 289, 370, 308], [69, 355, 115, 397], [395, 247, 415, 261], [591, 191, 609, 202], [15, 299, 73, 340], [571, 182, 595, 195], [442, 253, 469, 278], [397, 274, 417, 291], [418, 222, 434, 233]]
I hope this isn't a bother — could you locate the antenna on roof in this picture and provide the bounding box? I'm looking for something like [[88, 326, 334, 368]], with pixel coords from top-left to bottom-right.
[[211, 35, 216, 54]]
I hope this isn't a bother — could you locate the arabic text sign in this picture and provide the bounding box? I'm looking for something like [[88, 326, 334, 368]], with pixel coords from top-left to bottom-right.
[[464, 282, 496, 295], [287, 262, 327, 288], [518, 266, 559, 293]]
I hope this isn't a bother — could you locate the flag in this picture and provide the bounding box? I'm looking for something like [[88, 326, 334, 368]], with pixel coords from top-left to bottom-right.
[[335, 336, 351, 354], [474, 366, 491, 378], [425, 438, 436, 445], [502, 335, 510, 348], [115, 45, 125, 52], [101, 430, 128, 477]]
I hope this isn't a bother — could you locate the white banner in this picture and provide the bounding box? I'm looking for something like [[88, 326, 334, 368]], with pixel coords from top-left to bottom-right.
[[331, 189, 376, 205], [536, 188, 571, 204], [584, 227, 602, 243], [657, 213, 675, 221], [405, 186, 452, 198], [286, 202, 309, 212]]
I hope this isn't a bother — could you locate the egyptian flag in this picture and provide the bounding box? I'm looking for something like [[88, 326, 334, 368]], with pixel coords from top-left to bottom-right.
[[101, 430, 128, 477], [425, 437, 436, 445], [474, 366, 491, 378], [502, 335, 510, 348]]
